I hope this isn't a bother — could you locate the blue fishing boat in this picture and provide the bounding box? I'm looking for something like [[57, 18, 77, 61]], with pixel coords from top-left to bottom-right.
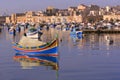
[[12, 37, 59, 56], [70, 28, 83, 39]]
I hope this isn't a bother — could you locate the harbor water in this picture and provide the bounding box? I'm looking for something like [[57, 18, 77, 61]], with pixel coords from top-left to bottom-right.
[[0, 27, 120, 80]]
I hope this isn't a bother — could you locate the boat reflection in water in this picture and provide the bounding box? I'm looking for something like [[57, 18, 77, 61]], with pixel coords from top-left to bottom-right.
[[13, 53, 59, 70]]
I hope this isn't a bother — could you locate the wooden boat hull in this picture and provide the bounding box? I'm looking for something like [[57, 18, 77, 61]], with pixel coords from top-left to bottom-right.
[[14, 47, 58, 56]]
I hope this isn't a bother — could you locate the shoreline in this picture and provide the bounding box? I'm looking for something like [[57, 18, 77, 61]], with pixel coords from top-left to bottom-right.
[[83, 29, 120, 34]]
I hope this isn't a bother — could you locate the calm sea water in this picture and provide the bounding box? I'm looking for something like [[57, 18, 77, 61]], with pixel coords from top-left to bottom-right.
[[0, 27, 120, 80]]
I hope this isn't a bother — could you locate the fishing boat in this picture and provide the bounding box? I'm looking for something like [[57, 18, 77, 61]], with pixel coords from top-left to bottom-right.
[[12, 36, 59, 56], [13, 53, 59, 70], [26, 27, 38, 39], [70, 28, 83, 39]]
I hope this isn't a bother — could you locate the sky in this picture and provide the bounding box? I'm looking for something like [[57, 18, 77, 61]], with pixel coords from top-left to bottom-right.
[[0, 0, 120, 15]]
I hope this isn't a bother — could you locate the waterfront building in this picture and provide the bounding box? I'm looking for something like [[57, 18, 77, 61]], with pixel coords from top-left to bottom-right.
[[0, 16, 7, 24], [103, 14, 120, 21], [4, 5, 120, 25], [6, 16, 11, 23], [10, 13, 26, 24], [77, 4, 87, 11], [46, 6, 59, 16], [106, 6, 111, 12], [88, 4, 100, 16], [57, 9, 69, 16], [6, 11, 83, 24]]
